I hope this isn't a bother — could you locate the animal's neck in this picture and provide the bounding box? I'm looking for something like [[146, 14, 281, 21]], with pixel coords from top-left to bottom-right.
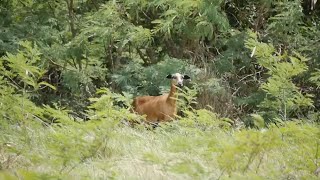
[[167, 82, 177, 105]]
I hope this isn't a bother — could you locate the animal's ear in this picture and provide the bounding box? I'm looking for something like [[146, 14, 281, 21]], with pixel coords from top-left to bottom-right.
[[183, 75, 191, 79], [166, 74, 172, 79]]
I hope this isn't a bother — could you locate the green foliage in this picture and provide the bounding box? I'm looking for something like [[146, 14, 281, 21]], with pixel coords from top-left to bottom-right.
[[0, 86, 129, 179], [1, 41, 55, 91], [112, 56, 200, 95], [310, 68, 320, 88], [150, 0, 229, 40], [245, 30, 314, 122], [87, 87, 135, 122], [218, 128, 282, 175], [267, 0, 305, 49], [1, 0, 320, 179], [169, 160, 206, 178], [1, 86, 320, 179], [0, 41, 54, 125], [217, 122, 320, 178]]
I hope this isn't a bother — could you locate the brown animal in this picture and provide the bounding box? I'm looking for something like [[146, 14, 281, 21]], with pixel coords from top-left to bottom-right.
[[132, 73, 190, 123]]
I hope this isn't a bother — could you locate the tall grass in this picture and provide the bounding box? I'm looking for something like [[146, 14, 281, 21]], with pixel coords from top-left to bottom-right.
[[1, 114, 319, 179]]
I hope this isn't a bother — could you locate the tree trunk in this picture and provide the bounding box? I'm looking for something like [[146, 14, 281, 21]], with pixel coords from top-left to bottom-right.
[[66, 0, 76, 38]]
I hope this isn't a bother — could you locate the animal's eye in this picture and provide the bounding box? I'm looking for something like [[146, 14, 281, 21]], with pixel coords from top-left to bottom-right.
[[172, 76, 177, 79]]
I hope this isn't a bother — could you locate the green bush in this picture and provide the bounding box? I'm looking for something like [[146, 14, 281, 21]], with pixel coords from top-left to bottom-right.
[[1, 0, 320, 179]]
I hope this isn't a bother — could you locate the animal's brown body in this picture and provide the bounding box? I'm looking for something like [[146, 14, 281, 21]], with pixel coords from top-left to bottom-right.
[[132, 73, 190, 123], [132, 82, 177, 123]]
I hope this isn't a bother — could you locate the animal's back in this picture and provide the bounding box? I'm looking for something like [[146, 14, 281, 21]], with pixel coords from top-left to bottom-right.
[[132, 94, 175, 122], [132, 96, 153, 111]]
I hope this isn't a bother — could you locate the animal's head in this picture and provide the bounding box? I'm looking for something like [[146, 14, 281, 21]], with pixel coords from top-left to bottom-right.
[[166, 73, 191, 88]]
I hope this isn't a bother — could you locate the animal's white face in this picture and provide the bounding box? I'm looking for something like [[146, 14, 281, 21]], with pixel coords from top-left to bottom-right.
[[166, 73, 191, 87]]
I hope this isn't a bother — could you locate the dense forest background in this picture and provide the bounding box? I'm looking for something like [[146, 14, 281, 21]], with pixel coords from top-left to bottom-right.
[[0, 0, 320, 179]]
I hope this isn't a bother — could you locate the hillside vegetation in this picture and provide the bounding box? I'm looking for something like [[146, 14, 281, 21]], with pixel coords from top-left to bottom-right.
[[0, 0, 320, 179]]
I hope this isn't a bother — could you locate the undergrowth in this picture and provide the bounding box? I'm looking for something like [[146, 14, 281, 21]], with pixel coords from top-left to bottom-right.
[[0, 41, 319, 179], [0, 90, 319, 179]]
